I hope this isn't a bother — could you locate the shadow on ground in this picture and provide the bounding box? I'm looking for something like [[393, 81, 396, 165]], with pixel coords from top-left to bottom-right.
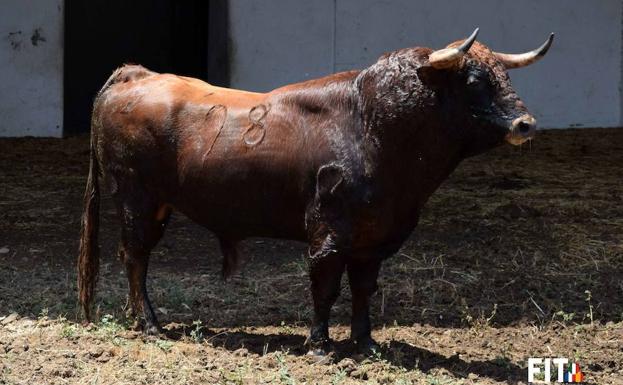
[[1, 129, 621, 384]]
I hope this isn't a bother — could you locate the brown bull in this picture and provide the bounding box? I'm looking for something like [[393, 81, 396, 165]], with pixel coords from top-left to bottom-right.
[[78, 29, 553, 354]]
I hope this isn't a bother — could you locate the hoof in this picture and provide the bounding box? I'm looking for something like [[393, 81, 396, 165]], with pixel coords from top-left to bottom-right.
[[306, 347, 334, 364], [304, 336, 333, 357], [306, 348, 329, 357], [143, 323, 161, 336], [354, 337, 380, 356]]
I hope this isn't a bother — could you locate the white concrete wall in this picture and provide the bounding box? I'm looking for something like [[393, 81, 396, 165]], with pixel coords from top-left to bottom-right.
[[229, 0, 622, 129], [228, 1, 335, 91], [0, 0, 64, 137]]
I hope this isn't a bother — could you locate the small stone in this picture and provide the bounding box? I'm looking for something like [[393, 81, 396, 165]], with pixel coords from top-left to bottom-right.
[[263, 355, 277, 368], [123, 330, 140, 340], [37, 319, 52, 327], [1, 313, 19, 325], [468, 373, 479, 379], [351, 368, 368, 380], [233, 347, 249, 357], [89, 347, 104, 358], [83, 322, 96, 331], [0, 247, 9, 254], [337, 358, 357, 373], [588, 363, 604, 372], [304, 351, 334, 365], [20, 319, 35, 328], [96, 353, 111, 363], [51, 368, 74, 378]]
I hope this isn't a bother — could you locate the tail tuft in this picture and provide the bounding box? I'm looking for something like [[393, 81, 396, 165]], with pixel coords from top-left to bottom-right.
[[77, 130, 100, 320]]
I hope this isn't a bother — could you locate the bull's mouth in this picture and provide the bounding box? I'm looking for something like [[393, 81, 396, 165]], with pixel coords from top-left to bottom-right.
[[506, 134, 532, 146], [505, 114, 536, 146]]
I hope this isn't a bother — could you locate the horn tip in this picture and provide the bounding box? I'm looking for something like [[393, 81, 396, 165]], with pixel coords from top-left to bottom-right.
[[539, 33, 555, 56], [460, 27, 479, 51]]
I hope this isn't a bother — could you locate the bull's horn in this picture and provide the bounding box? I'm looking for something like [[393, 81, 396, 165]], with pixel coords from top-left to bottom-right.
[[428, 28, 479, 69], [494, 33, 555, 69]]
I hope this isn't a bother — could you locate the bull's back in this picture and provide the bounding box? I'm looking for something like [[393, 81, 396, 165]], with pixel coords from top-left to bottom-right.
[[94, 66, 324, 240]]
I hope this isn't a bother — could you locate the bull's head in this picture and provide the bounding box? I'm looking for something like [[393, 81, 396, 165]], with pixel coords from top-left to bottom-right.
[[419, 28, 553, 154]]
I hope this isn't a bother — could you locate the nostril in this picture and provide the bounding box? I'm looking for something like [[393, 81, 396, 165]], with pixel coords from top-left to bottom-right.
[[517, 121, 533, 134]]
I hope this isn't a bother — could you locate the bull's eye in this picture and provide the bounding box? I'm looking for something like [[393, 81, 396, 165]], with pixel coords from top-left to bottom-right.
[[466, 74, 487, 92], [465, 71, 494, 112]]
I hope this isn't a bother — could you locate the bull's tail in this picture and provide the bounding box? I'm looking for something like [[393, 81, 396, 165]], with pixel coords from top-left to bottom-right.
[[77, 124, 100, 321]]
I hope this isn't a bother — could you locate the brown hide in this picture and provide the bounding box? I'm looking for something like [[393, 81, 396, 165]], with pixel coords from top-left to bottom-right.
[[94, 67, 362, 241], [79, 34, 551, 350]]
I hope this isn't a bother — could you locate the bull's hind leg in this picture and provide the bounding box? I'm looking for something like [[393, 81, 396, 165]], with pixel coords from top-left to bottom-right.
[[218, 238, 242, 279], [115, 195, 170, 335]]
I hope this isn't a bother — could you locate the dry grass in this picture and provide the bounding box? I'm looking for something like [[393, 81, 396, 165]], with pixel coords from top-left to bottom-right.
[[1, 128, 622, 384]]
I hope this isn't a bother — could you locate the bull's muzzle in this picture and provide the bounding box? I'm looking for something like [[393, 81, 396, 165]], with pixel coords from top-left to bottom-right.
[[506, 114, 536, 145]]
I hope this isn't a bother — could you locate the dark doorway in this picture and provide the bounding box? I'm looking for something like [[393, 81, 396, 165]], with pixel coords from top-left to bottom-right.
[[64, 0, 218, 136]]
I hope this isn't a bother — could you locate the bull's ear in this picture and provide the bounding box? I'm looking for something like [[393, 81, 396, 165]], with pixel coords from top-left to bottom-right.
[[316, 164, 344, 197]]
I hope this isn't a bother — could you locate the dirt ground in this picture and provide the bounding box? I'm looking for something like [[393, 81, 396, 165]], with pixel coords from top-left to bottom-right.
[[0, 128, 622, 385]]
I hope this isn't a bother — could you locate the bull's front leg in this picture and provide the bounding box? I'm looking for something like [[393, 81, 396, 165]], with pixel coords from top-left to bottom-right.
[[346, 257, 382, 354], [305, 235, 346, 356], [305, 163, 350, 355]]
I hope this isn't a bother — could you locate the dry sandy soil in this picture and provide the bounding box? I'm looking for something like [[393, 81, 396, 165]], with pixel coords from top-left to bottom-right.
[[0, 128, 622, 384]]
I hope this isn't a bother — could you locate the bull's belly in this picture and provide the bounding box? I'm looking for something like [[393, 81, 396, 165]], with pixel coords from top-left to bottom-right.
[[170, 184, 309, 241], [168, 184, 420, 250], [162, 163, 422, 249]]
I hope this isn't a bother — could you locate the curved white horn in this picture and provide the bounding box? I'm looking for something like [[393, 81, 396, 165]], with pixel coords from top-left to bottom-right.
[[494, 33, 554, 69], [428, 28, 479, 69]]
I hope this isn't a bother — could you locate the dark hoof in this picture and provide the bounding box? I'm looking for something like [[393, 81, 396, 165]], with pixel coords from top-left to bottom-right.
[[354, 337, 380, 356], [306, 347, 335, 364], [304, 336, 334, 357], [143, 323, 161, 336], [307, 349, 327, 358]]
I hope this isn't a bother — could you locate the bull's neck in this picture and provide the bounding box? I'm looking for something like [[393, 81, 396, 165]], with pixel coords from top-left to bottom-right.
[[367, 117, 464, 192], [354, 64, 466, 196]]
